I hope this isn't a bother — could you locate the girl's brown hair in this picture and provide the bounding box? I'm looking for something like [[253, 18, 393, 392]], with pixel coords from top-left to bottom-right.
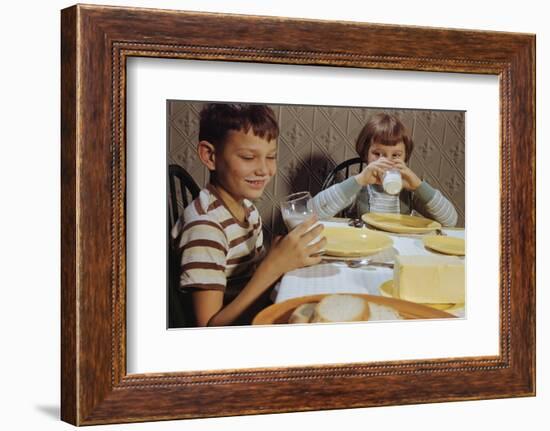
[[199, 103, 279, 148], [355, 113, 414, 162]]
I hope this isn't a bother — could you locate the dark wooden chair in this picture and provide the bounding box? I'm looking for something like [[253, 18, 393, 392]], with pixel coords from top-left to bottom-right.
[[168, 164, 201, 229], [167, 164, 201, 328], [321, 157, 365, 191], [321, 157, 365, 218]]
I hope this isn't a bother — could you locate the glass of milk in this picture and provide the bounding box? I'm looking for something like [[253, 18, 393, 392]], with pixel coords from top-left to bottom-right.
[[382, 168, 403, 195], [281, 191, 313, 230], [281, 191, 323, 248]]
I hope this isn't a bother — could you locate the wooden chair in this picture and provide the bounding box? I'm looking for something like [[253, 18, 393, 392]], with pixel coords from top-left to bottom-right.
[[167, 164, 200, 328], [321, 157, 365, 218], [321, 157, 365, 190], [168, 164, 201, 229]]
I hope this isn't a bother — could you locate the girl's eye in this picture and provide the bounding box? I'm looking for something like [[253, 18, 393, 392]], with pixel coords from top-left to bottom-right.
[[267, 156, 277, 160], [240, 155, 254, 160]]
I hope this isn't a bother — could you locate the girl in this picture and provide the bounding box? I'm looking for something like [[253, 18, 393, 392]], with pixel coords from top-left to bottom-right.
[[312, 113, 458, 226]]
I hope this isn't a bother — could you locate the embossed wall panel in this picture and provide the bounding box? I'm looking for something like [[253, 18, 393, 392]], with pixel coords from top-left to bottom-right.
[[167, 101, 466, 242]]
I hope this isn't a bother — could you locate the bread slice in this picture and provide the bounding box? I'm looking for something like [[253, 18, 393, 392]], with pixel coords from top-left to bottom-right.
[[367, 302, 401, 321], [311, 294, 370, 323], [288, 303, 317, 324]]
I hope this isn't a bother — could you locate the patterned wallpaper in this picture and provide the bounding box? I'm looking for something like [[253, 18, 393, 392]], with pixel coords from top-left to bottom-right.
[[168, 101, 465, 242]]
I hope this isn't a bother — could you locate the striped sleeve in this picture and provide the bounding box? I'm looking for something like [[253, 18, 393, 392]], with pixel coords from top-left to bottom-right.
[[413, 181, 458, 227], [422, 190, 458, 227], [311, 177, 362, 219], [177, 219, 229, 292]]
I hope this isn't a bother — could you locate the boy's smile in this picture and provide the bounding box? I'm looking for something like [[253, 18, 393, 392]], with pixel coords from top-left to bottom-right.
[[212, 128, 277, 202]]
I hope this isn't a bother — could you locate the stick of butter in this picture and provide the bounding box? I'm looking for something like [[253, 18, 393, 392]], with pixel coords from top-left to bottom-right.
[[393, 255, 465, 304]]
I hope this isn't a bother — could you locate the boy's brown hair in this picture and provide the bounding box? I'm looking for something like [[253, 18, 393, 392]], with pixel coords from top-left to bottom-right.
[[199, 103, 279, 148], [355, 113, 414, 162]]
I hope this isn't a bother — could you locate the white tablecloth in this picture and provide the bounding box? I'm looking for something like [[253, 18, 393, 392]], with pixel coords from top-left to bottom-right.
[[271, 223, 465, 318]]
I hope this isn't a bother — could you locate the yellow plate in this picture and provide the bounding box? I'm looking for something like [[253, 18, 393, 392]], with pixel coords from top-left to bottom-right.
[[379, 280, 463, 313], [322, 227, 393, 257], [362, 212, 441, 234], [423, 235, 465, 256]]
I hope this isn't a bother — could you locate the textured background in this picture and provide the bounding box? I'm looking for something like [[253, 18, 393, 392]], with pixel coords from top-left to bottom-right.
[[168, 101, 465, 240]]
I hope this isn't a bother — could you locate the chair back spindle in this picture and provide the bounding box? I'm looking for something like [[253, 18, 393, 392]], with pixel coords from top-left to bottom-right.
[[168, 164, 200, 229], [167, 164, 200, 328]]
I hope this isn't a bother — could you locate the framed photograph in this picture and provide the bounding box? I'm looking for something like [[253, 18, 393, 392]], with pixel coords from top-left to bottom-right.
[[61, 4, 535, 425], [165, 101, 466, 329]]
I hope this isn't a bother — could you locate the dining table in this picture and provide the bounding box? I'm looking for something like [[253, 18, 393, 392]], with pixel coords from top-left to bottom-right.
[[270, 218, 466, 318]]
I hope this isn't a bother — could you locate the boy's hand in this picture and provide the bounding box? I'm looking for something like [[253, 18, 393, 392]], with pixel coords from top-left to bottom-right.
[[392, 160, 422, 190], [264, 216, 326, 277], [355, 157, 394, 186]]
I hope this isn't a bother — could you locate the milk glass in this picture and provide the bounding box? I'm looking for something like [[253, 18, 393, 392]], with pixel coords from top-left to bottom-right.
[[382, 168, 403, 195], [281, 191, 313, 230], [281, 191, 323, 248]]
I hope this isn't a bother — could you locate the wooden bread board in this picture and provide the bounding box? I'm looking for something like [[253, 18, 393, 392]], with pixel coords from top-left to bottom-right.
[[253, 293, 455, 325]]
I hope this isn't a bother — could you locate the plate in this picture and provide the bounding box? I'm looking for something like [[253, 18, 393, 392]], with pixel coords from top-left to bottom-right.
[[321, 244, 397, 262], [322, 226, 393, 257], [423, 235, 465, 256], [252, 293, 455, 325], [362, 212, 441, 234], [379, 280, 464, 313]]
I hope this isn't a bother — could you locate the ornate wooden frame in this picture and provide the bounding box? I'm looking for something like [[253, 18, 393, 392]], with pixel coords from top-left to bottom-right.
[[61, 4, 535, 425]]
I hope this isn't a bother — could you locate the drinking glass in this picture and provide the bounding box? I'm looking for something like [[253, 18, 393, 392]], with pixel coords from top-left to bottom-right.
[[382, 168, 403, 195], [280, 191, 313, 231]]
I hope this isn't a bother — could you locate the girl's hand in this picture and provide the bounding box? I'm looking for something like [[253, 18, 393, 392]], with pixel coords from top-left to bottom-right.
[[355, 157, 394, 186], [392, 160, 422, 190], [263, 216, 326, 277]]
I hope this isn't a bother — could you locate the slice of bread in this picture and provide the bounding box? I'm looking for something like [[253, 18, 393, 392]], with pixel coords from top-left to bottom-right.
[[368, 302, 401, 321], [288, 302, 317, 324], [311, 294, 370, 323]]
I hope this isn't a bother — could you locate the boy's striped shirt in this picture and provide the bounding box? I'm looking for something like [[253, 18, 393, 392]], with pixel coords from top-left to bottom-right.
[[172, 184, 264, 297]]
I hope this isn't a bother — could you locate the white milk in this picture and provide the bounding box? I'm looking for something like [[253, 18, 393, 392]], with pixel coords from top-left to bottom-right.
[[282, 213, 323, 248], [382, 170, 403, 195], [282, 214, 307, 230]]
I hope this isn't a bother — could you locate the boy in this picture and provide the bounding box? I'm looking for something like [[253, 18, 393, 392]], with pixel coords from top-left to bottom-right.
[[312, 113, 458, 226], [173, 103, 325, 327]]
